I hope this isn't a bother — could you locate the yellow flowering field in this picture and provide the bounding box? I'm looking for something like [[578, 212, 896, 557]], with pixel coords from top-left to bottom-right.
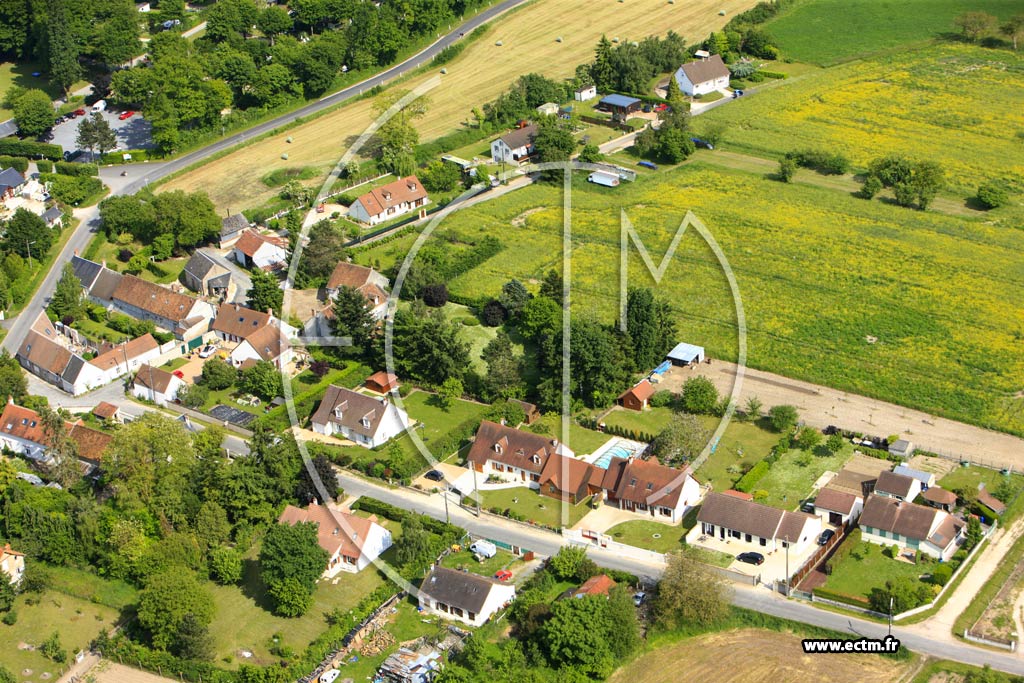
[[702, 44, 1024, 196], [389, 165, 1024, 435]]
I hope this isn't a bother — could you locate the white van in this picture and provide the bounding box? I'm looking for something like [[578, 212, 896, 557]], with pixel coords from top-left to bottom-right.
[[470, 540, 497, 558], [92, 100, 107, 112]]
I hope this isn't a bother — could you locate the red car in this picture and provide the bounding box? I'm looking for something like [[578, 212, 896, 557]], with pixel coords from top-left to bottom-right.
[[119, 110, 135, 121], [73, 108, 86, 117], [494, 570, 513, 582], [172, 370, 185, 379], [654, 103, 669, 112]]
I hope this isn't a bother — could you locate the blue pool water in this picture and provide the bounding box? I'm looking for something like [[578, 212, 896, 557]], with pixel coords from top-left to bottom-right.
[[593, 445, 634, 469]]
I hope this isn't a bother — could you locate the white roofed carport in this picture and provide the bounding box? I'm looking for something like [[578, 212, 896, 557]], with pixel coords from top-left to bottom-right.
[[667, 342, 705, 364]]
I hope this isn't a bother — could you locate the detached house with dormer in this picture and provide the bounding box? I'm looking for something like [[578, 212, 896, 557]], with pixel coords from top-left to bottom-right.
[[348, 176, 429, 226], [278, 503, 392, 577], [310, 385, 410, 448], [466, 420, 574, 487]]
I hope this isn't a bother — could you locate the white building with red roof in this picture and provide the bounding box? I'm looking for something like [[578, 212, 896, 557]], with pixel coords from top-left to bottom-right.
[[231, 229, 289, 271], [277, 503, 392, 577], [348, 176, 429, 226]]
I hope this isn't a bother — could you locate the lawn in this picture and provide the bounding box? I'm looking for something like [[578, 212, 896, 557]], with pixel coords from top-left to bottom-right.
[[939, 465, 1024, 521], [395, 162, 1024, 437], [701, 43, 1024, 198], [73, 316, 133, 344], [161, 356, 190, 371], [763, 0, 1024, 65], [160, 0, 755, 212], [602, 406, 675, 436], [206, 559, 387, 667], [84, 236, 189, 285], [531, 413, 611, 456], [823, 540, 930, 601], [606, 519, 687, 554], [401, 389, 490, 453], [440, 548, 522, 577], [478, 486, 590, 529], [753, 444, 853, 509], [694, 418, 786, 492], [0, 60, 89, 119]]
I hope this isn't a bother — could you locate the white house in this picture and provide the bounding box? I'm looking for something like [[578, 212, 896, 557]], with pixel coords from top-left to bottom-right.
[[859, 494, 964, 560], [490, 124, 539, 165], [873, 471, 922, 503], [813, 486, 863, 526], [466, 420, 574, 487], [1, 543, 25, 585], [131, 364, 185, 406], [674, 52, 730, 97], [310, 385, 409, 448], [227, 323, 293, 369], [574, 85, 597, 101], [0, 398, 51, 464], [277, 503, 392, 577], [600, 456, 702, 524], [348, 176, 429, 226], [418, 566, 515, 626], [695, 492, 822, 554], [232, 229, 289, 271], [87, 333, 161, 384]]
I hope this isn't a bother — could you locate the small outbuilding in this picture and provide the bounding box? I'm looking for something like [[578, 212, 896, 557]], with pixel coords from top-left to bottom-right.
[[365, 370, 399, 394], [574, 85, 597, 101], [921, 486, 957, 512], [618, 379, 656, 411], [596, 94, 642, 122], [536, 102, 559, 116], [888, 439, 914, 459], [666, 342, 705, 366]]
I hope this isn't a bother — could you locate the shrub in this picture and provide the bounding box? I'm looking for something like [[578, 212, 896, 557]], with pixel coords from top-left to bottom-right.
[[649, 390, 675, 409], [1, 610, 16, 625], [976, 181, 1008, 209], [859, 174, 883, 199], [734, 460, 770, 492], [54, 161, 99, 176], [480, 299, 507, 326], [930, 563, 953, 586], [777, 157, 796, 182], [680, 376, 719, 415], [422, 283, 449, 307], [812, 587, 871, 608], [0, 138, 62, 159], [768, 404, 799, 432], [35, 159, 52, 173], [786, 149, 850, 175], [0, 156, 29, 173]]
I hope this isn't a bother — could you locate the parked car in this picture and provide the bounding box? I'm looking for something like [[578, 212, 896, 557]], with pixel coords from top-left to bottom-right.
[[732, 89, 745, 98], [494, 569, 513, 581], [632, 591, 648, 606], [736, 552, 765, 566], [172, 370, 185, 379], [637, 161, 658, 170], [654, 103, 669, 112], [72, 108, 86, 117], [92, 99, 107, 112], [119, 110, 135, 120], [198, 344, 217, 358], [818, 529, 835, 546], [642, 103, 653, 113], [320, 670, 340, 683], [424, 469, 444, 482]]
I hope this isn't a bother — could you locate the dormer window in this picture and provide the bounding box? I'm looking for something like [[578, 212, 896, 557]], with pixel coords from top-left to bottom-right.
[[383, 191, 392, 200], [531, 454, 541, 465], [646, 483, 654, 491], [629, 477, 637, 486], [361, 418, 370, 428], [494, 443, 503, 454]]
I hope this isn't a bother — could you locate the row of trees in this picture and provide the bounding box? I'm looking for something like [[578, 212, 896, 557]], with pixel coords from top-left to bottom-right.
[[954, 11, 1024, 49], [98, 188, 221, 250]]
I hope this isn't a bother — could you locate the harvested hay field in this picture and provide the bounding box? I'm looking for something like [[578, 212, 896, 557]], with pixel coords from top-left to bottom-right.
[[90, 661, 179, 683], [610, 629, 909, 683], [161, 0, 756, 212]]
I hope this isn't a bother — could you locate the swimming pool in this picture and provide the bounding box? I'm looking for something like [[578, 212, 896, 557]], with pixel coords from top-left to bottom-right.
[[587, 438, 647, 469]]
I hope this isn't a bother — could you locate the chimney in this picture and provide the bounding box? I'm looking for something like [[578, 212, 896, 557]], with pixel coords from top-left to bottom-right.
[[101, 259, 107, 268], [266, 308, 273, 316], [311, 497, 319, 506], [499, 417, 506, 426]]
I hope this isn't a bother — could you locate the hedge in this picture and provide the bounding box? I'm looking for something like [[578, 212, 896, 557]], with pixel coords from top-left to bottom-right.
[[351, 497, 465, 540], [35, 159, 52, 173], [734, 460, 771, 493], [759, 70, 787, 80], [812, 587, 872, 609], [54, 161, 99, 176], [0, 139, 62, 160], [0, 156, 29, 173]]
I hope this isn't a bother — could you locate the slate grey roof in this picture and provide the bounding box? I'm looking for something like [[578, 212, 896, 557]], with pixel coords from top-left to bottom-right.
[[90, 268, 124, 301], [875, 471, 917, 499], [0, 167, 25, 190], [184, 251, 220, 281], [221, 213, 249, 237], [41, 206, 62, 223], [71, 256, 103, 291], [421, 566, 504, 614], [60, 355, 86, 384]]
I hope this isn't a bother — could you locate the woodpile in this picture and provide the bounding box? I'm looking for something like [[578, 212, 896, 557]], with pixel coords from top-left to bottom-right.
[[359, 628, 396, 657]]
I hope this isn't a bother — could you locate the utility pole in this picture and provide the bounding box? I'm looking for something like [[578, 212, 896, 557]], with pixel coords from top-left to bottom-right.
[[25, 240, 36, 269], [888, 596, 894, 636], [784, 536, 790, 595], [443, 487, 450, 524]]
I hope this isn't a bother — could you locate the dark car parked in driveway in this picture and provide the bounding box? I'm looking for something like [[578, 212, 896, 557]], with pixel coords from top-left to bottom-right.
[[736, 552, 765, 566], [818, 529, 835, 546], [425, 469, 444, 482]]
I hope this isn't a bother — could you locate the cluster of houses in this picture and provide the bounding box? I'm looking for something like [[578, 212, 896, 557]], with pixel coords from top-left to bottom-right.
[[0, 396, 113, 475], [0, 166, 64, 230]]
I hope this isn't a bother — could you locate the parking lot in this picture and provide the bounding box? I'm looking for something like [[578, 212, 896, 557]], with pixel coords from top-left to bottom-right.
[[49, 107, 154, 157]]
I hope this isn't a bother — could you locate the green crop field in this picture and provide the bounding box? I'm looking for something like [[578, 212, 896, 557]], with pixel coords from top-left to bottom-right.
[[371, 162, 1024, 436], [763, 0, 1024, 66], [701, 43, 1024, 198]]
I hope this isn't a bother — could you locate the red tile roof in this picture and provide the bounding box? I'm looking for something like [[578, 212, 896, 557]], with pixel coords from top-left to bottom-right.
[[573, 574, 616, 597], [467, 420, 563, 475], [278, 504, 376, 563], [92, 402, 120, 420], [619, 379, 656, 403], [234, 229, 287, 258], [68, 423, 113, 463], [0, 401, 46, 444], [539, 453, 601, 498], [212, 303, 273, 339], [133, 364, 177, 394], [721, 489, 754, 502], [112, 275, 197, 323], [354, 176, 428, 219]]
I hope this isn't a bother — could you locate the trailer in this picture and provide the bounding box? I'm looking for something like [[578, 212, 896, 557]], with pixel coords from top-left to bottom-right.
[[587, 170, 620, 187]]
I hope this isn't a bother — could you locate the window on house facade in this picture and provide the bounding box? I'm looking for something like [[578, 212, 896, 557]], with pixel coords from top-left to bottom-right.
[[759, 538, 767, 547]]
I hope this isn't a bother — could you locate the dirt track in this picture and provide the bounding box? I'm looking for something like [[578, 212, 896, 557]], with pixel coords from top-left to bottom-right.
[[89, 662, 178, 683], [663, 361, 1024, 470], [608, 629, 909, 683]]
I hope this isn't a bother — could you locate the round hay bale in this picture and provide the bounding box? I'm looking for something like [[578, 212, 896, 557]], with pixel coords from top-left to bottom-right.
[[668, 0, 674, 4], [718, 9, 726, 15], [631, 41, 639, 47], [440, 67, 448, 74], [612, 36, 620, 42], [556, 36, 563, 43], [281, 153, 289, 160], [286, 136, 293, 143], [495, 40, 503, 46]]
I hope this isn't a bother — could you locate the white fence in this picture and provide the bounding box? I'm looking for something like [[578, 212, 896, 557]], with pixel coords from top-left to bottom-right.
[[562, 528, 667, 566]]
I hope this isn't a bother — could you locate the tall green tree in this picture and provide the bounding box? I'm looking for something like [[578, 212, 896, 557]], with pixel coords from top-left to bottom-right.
[[239, 360, 283, 401], [12, 88, 53, 137], [4, 208, 52, 261], [373, 90, 428, 176], [0, 351, 28, 404], [649, 413, 710, 465], [391, 304, 470, 386], [259, 520, 328, 615], [330, 284, 375, 354], [49, 262, 84, 322], [655, 550, 730, 629], [680, 376, 719, 415], [625, 287, 659, 370], [138, 570, 214, 650], [95, 0, 141, 65], [590, 35, 615, 90], [1002, 15, 1024, 50], [46, 0, 82, 96], [247, 268, 284, 316], [175, 613, 214, 660], [481, 330, 524, 401], [152, 190, 220, 248]]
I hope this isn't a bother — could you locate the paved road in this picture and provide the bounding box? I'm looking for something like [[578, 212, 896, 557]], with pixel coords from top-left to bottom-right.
[[335, 469, 1024, 675]]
